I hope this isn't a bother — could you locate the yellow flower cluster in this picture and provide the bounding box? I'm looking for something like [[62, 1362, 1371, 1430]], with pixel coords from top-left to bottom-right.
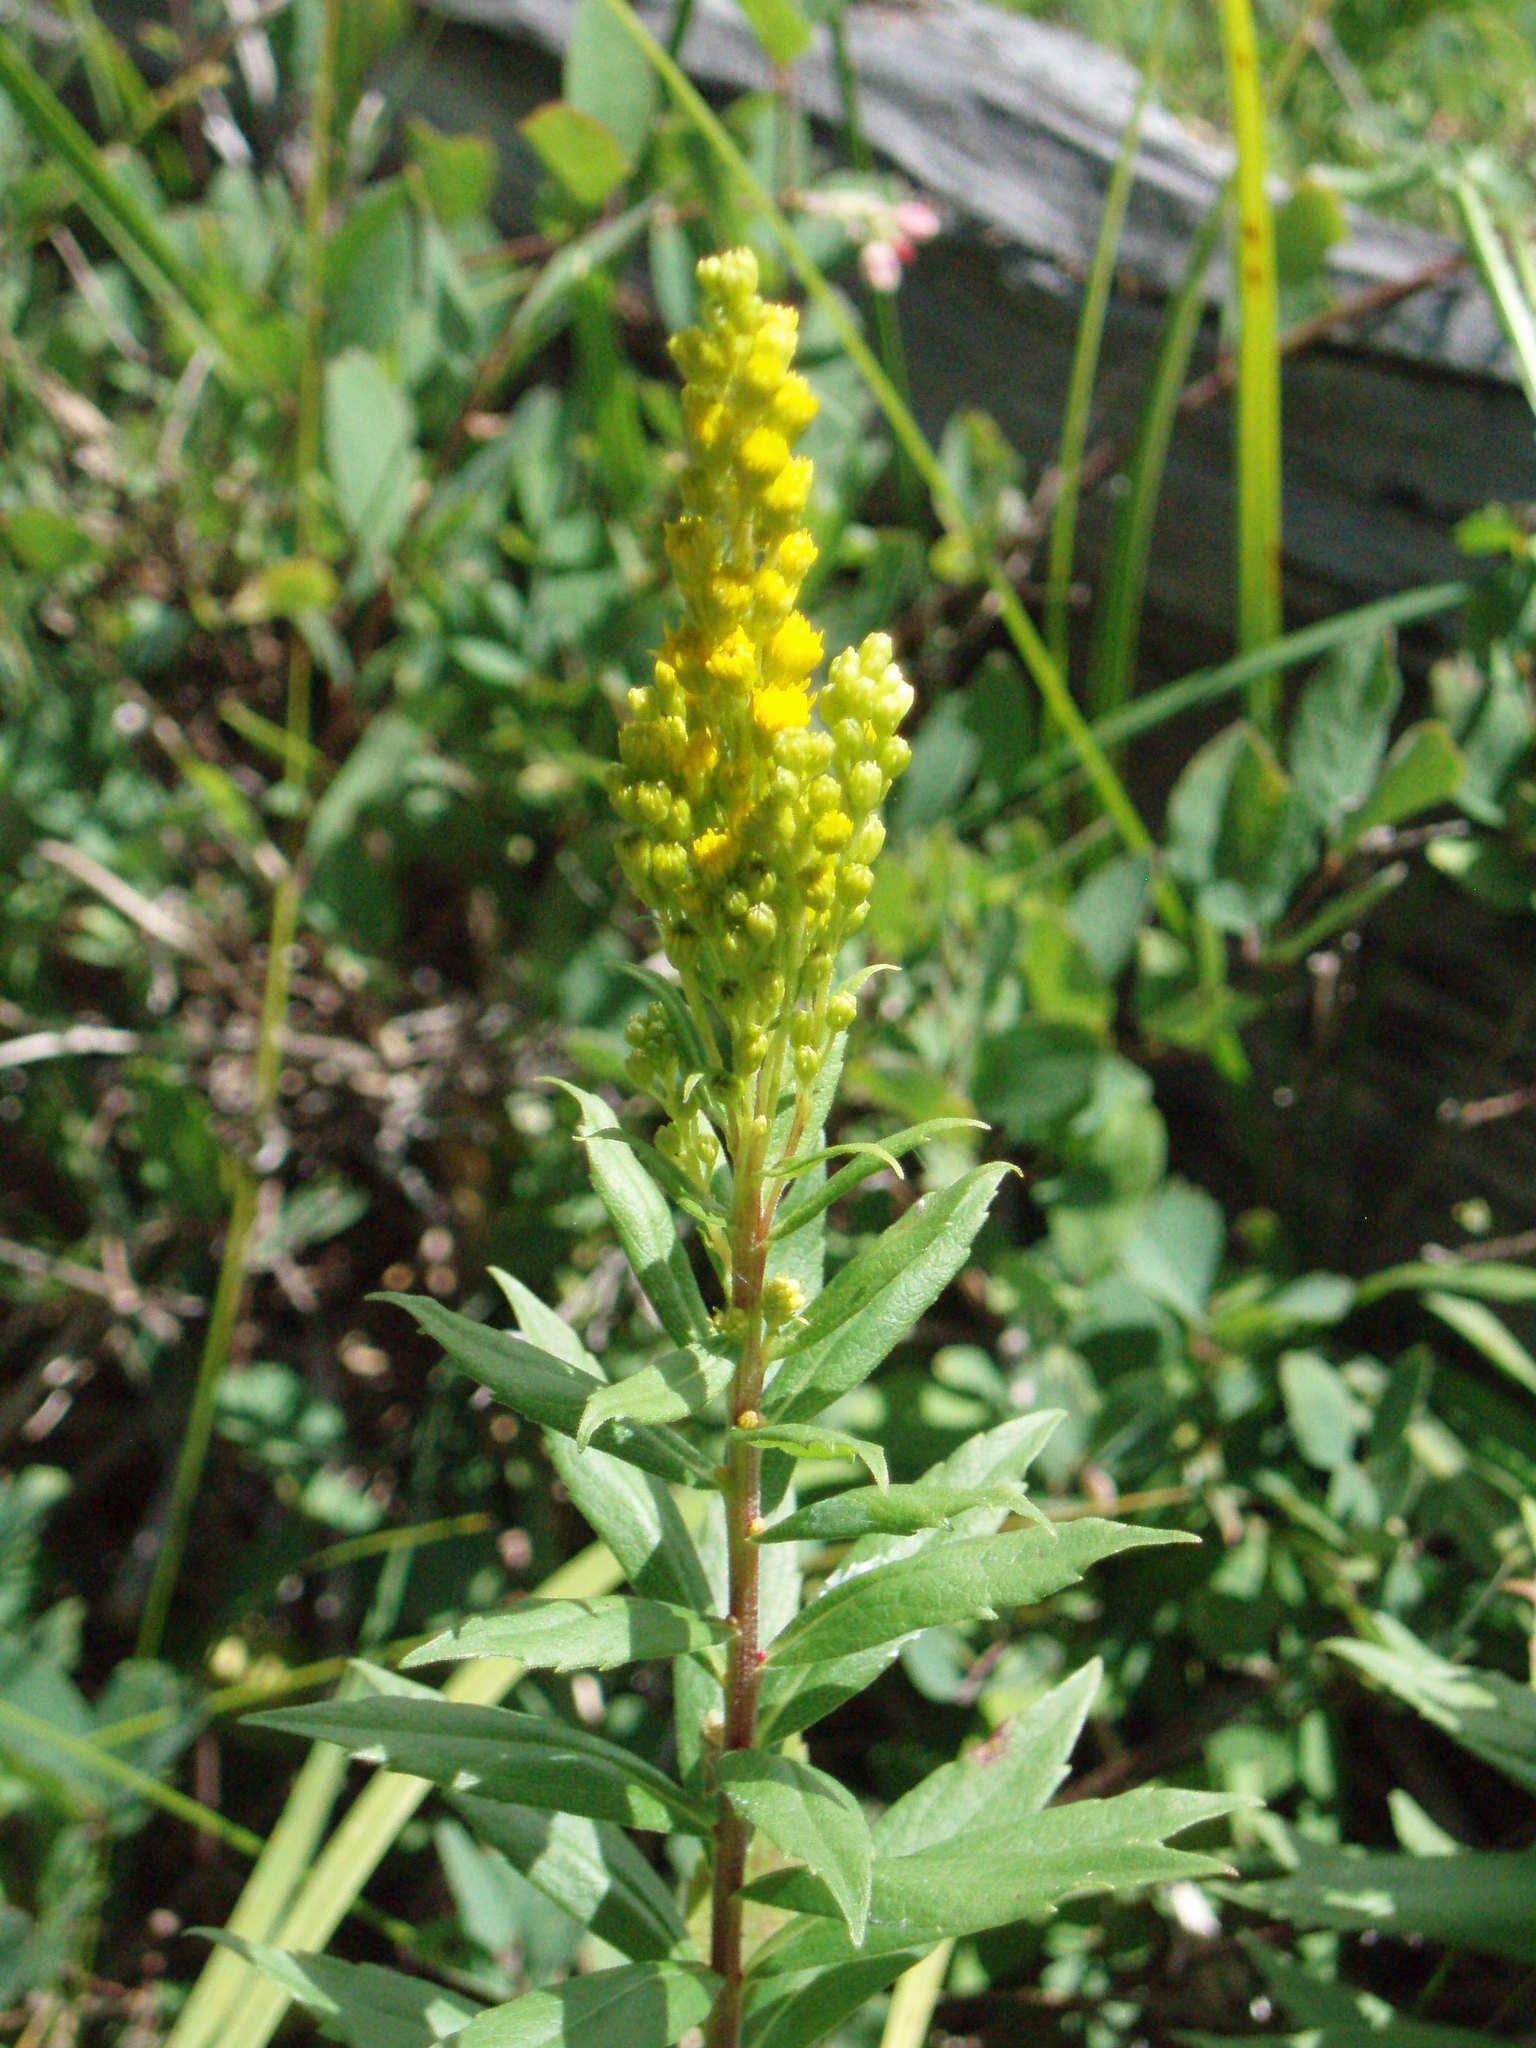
[[613, 249, 912, 1099]]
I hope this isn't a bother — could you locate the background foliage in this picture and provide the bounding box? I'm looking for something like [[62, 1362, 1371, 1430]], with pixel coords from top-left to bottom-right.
[[1, 0, 1534, 2044]]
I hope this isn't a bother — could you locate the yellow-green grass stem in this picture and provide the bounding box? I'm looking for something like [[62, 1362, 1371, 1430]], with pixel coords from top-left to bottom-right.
[[1045, 0, 1175, 682], [1216, 0, 1283, 718]]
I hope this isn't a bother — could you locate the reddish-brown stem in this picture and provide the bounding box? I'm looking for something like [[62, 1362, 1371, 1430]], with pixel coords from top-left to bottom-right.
[[707, 1141, 771, 2048]]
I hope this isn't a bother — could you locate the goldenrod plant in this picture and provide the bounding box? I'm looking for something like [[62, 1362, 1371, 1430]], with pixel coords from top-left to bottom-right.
[[222, 251, 1242, 2048]]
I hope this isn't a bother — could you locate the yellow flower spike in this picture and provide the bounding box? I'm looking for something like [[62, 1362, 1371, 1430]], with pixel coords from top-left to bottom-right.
[[611, 250, 913, 1115]]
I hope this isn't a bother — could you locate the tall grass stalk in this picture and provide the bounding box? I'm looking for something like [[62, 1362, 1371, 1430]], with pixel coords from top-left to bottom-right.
[[1215, 0, 1283, 719], [1045, 0, 1175, 681]]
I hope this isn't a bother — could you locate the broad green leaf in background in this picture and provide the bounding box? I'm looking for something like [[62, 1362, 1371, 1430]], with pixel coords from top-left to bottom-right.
[[449, 1798, 688, 1962], [323, 350, 417, 557], [249, 1695, 712, 1835], [1327, 1623, 1536, 1793], [376, 1294, 713, 1486], [1334, 721, 1464, 852], [201, 1938, 478, 2048], [715, 1750, 874, 1941], [404, 1598, 730, 1675], [565, 0, 657, 163], [766, 1165, 1013, 1419], [732, 0, 812, 65], [456, 1963, 719, 2048], [1279, 1351, 1368, 1472], [768, 1520, 1188, 1668], [1237, 1836, 1536, 1964], [1288, 633, 1401, 835], [519, 103, 630, 211], [405, 118, 497, 224], [557, 1085, 714, 1348]]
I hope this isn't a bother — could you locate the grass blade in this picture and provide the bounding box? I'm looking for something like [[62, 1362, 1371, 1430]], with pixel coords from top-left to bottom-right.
[[0, 31, 240, 380], [1215, 0, 1283, 713], [1045, 0, 1175, 679], [1087, 191, 1230, 724], [166, 1540, 626, 2048], [1453, 176, 1536, 420]]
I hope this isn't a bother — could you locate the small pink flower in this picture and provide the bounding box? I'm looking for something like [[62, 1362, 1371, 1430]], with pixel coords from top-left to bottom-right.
[[894, 198, 941, 243], [859, 239, 904, 293]]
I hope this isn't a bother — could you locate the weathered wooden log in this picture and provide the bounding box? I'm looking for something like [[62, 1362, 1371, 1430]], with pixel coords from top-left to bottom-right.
[[417, 0, 1535, 684]]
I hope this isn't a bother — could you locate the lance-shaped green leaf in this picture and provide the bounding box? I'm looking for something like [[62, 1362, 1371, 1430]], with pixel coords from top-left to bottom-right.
[[742, 1952, 920, 2048], [197, 1936, 478, 2046], [404, 1598, 730, 1675], [546, 1434, 713, 1613], [715, 1751, 873, 1943], [874, 1661, 1102, 1857], [768, 1521, 1190, 1669], [746, 1789, 1244, 1965], [755, 1479, 1042, 1545], [450, 1798, 689, 1963], [577, 1346, 733, 1447], [755, 1414, 1066, 1741], [376, 1294, 713, 1486], [456, 1963, 719, 2048], [765, 1166, 1013, 1419], [555, 1084, 713, 1347], [1325, 1626, 1536, 1792], [1235, 1837, 1536, 1965], [768, 1119, 986, 1241], [249, 1695, 712, 1836], [732, 1423, 888, 1491]]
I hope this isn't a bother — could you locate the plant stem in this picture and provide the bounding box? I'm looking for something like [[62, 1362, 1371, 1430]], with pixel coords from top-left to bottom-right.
[[707, 1093, 774, 2048]]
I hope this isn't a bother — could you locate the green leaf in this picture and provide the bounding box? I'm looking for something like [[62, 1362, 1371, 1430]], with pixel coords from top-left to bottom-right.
[[1237, 1836, 1536, 1964], [1326, 1624, 1536, 1793], [748, 1789, 1242, 1963], [404, 1598, 729, 1675], [519, 103, 630, 211], [755, 1479, 1040, 1545], [1119, 1178, 1224, 1321], [972, 1020, 1101, 1143], [1334, 720, 1464, 852], [874, 1661, 1102, 1857], [1287, 632, 1400, 834], [449, 1799, 689, 1962], [405, 118, 496, 225], [1279, 1351, 1368, 1472], [767, 1520, 1190, 1668], [546, 1435, 714, 1613], [228, 558, 340, 626], [557, 1085, 713, 1349], [765, 1166, 1012, 1420], [768, 1120, 986, 1243], [716, 1751, 873, 1941], [375, 1294, 712, 1487], [2, 505, 93, 574], [198, 1936, 478, 2046], [323, 350, 416, 556], [456, 1963, 718, 2048], [1274, 175, 1347, 286], [1252, 1947, 1495, 2048], [732, 0, 812, 64], [1422, 1290, 1536, 1396], [1357, 1260, 1536, 1307], [565, 0, 657, 163], [250, 1694, 712, 1836], [732, 1423, 888, 1491], [577, 1347, 733, 1448], [742, 1953, 920, 2048]]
